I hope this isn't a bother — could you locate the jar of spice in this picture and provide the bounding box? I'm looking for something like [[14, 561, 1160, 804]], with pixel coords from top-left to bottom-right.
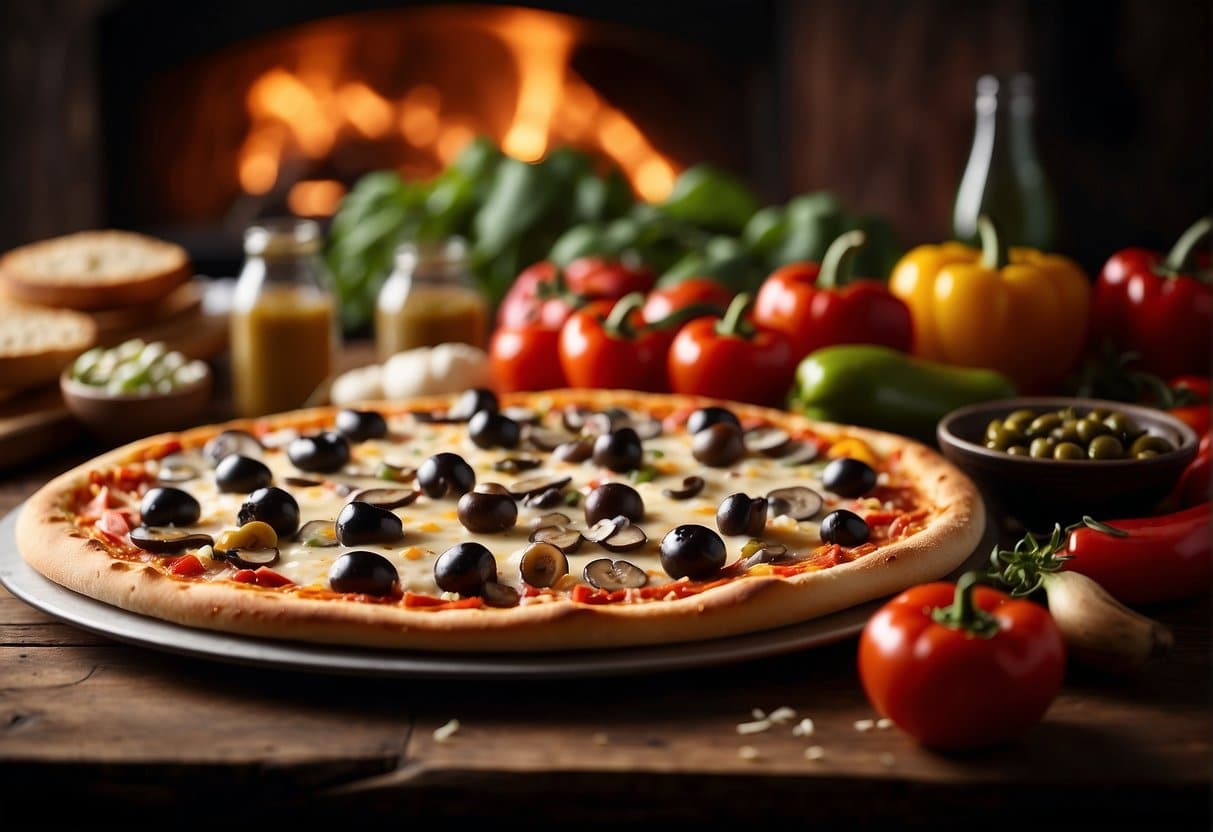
[[229, 218, 340, 418], [374, 237, 489, 362]]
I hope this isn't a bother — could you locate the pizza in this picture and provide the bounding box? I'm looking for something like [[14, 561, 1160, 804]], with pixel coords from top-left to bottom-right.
[[15, 388, 985, 652]]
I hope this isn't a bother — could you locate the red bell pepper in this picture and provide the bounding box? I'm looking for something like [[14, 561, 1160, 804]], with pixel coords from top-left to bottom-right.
[[751, 229, 914, 363], [666, 293, 796, 407], [1090, 216, 1212, 379], [488, 324, 568, 392], [1167, 430, 1211, 509], [497, 257, 655, 330], [558, 293, 671, 392]]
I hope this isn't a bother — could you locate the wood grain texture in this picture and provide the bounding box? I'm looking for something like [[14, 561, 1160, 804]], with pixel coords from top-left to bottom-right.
[[0, 443, 1209, 826]]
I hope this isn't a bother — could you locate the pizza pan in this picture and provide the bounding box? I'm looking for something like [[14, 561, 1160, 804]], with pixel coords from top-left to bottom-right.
[[0, 502, 996, 680]]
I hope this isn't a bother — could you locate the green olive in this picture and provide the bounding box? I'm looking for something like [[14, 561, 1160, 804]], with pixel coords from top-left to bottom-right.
[[1029, 437, 1056, 458], [1085, 408, 1111, 421], [1053, 442, 1086, 460], [1129, 434, 1176, 456], [1103, 412, 1140, 438], [1027, 413, 1063, 437], [1087, 435, 1125, 459], [985, 423, 1019, 449], [985, 419, 1007, 442], [1076, 419, 1111, 444], [1135, 450, 1160, 459], [1006, 445, 1029, 456], [1050, 420, 1081, 443], [1003, 409, 1038, 432]]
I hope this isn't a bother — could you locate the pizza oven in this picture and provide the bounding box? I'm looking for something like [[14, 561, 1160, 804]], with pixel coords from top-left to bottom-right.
[[0, 0, 1207, 278]]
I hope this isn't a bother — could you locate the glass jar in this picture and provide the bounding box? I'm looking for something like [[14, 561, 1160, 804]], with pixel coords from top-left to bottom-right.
[[374, 237, 489, 362], [952, 73, 1058, 250], [229, 218, 340, 418]]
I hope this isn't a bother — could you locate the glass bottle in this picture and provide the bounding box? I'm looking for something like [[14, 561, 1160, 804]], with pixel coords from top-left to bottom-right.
[[229, 218, 340, 418], [952, 73, 1058, 251], [374, 236, 489, 362]]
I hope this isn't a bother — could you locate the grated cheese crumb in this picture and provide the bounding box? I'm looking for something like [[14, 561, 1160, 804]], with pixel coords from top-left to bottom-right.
[[879, 752, 896, 767], [737, 719, 772, 735], [738, 745, 760, 761], [792, 718, 815, 737], [876, 718, 893, 730], [854, 719, 875, 732], [592, 733, 609, 746], [768, 707, 796, 724], [433, 719, 460, 742], [805, 745, 825, 760]]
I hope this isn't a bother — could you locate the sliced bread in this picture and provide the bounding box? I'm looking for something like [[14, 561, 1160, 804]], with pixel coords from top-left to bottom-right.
[[0, 230, 191, 310], [0, 301, 98, 389]]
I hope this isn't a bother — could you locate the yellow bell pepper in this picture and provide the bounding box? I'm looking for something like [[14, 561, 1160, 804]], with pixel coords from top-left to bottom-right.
[[889, 215, 1091, 393]]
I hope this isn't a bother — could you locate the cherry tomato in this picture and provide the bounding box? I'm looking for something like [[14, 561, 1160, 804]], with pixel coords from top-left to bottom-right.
[[858, 574, 1066, 750], [489, 325, 568, 392], [641, 278, 733, 326], [558, 294, 669, 392], [666, 293, 795, 408]]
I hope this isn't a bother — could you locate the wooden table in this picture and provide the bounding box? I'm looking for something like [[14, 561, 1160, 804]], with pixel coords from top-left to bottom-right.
[[1, 421, 1209, 826]]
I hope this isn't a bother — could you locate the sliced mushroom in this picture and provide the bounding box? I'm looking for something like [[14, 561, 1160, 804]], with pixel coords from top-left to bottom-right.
[[582, 516, 625, 544], [524, 425, 576, 452], [583, 557, 648, 590], [519, 541, 569, 588], [779, 441, 820, 467], [508, 474, 573, 498], [222, 546, 281, 569], [744, 426, 792, 457], [155, 456, 200, 484], [743, 542, 791, 569], [202, 429, 263, 467], [492, 456, 544, 474], [285, 475, 325, 488], [297, 519, 339, 547], [349, 487, 421, 509], [529, 512, 573, 531], [601, 523, 647, 552], [766, 486, 824, 521], [561, 406, 594, 433], [529, 525, 583, 554], [523, 487, 567, 509], [481, 581, 521, 608], [129, 527, 215, 554], [501, 406, 540, 425], [661, 475, 705, 500], [553, 438, 594, 463]]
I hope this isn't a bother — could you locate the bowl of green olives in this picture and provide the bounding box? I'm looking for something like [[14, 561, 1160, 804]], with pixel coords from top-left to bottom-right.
[[937, 397, 1199, 529], [61, 338, 214, 444]]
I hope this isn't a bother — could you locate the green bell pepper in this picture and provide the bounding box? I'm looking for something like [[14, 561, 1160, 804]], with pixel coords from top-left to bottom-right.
[[788, 345, 1017, 443]]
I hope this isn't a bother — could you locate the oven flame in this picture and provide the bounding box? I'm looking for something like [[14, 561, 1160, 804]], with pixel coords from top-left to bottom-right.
[[236, 7, 679, 213]]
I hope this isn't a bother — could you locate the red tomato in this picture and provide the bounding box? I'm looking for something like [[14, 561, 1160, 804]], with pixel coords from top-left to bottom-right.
[[565, 257, 655, 299], [641, 278, 733, 326], [489, 326, 568, 392], [666, 294, 795, 408], [558, 295, 669, 392], [497, 258, 656, 331], [858, 575, 1066, 750]]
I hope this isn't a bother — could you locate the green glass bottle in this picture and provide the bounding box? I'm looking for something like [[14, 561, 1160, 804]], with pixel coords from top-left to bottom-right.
[[952, 73, 1058, 250]]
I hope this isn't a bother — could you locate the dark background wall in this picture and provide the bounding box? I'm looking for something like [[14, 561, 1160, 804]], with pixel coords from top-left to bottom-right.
[[1, 0, 1208, 280]]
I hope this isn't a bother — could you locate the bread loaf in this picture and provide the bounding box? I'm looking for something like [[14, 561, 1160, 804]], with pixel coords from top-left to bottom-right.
[[0, 230, 191, 311], [0, 301, 98, 389]]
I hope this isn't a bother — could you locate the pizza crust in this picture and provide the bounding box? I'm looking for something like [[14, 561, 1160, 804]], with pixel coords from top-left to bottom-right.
[[16, 389, 986, 652]]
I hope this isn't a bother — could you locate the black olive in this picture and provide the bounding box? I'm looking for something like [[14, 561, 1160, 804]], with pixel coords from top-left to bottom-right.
[[214, 454, 273, 493], [328, 550, 399, 597], [822, 457, 878, 498], [129, 527, 214, 554], [686, 406, 740, 435], [449, 388, 498, 421], [659, 524, 727, 580], [335, 501, 404, 546], [468, 409, 522, 449], [434, 541, 497, 595], [662, 476, 705, 500], [417, 452, 476, 498], [237, 486, 301, 537], [584, 482, 645, 525], [287, 431, 351, 474], [715, 493, 768, 537], [457, 488, 519, 533], [592, 427, 644, 472], [335, 408, 388, 442], [202, 429, 262, 468], [819, 509, 871, 546], [139, 486, 201, 527], [692, 422, 746, 467]]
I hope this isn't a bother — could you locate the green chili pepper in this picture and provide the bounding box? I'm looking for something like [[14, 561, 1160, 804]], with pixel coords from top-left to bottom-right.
[[788, 345, 1017, 443]]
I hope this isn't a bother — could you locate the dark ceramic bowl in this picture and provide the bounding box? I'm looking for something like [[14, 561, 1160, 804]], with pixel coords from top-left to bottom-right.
[[937, 396, 1199, 530], [61, 366, 214, 446]]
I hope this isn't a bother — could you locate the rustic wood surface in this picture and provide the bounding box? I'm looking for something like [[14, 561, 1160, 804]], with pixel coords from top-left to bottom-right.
[[0, 395, 1209, 826]]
